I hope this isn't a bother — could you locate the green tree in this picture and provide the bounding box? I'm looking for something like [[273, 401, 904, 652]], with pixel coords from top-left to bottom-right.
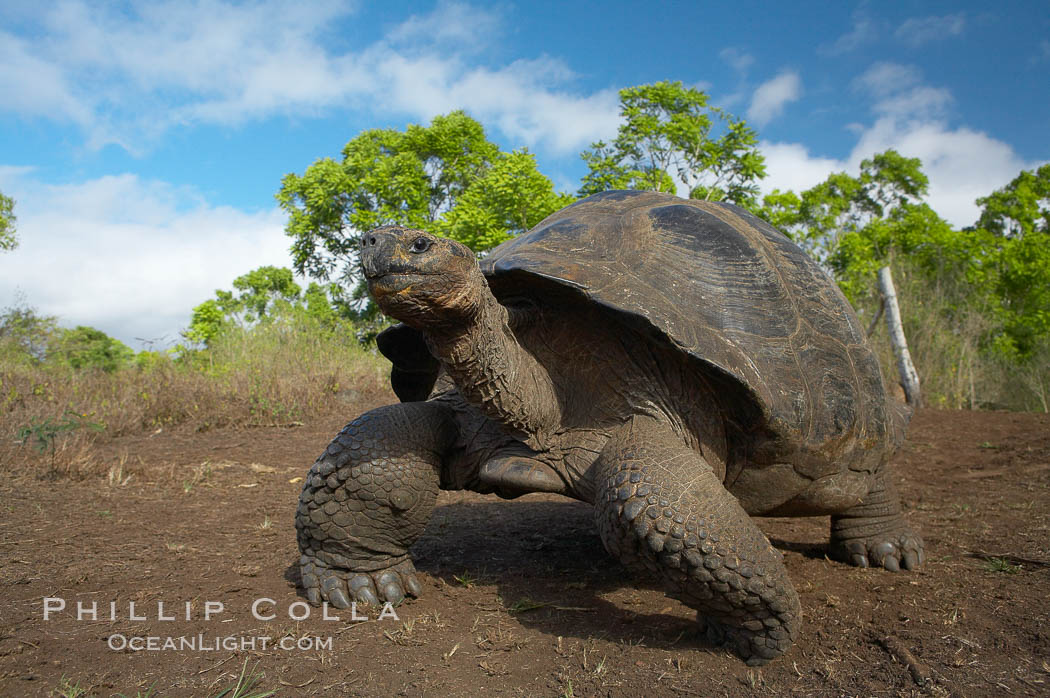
[[276, 111, 569, 289], [0, 302, 58, 364], [185, 298, 227, 346], [0, 190, 16, 251], [973, 165, 1050, 358], [757, 149, 929, 268], [52, 326, 135, 372], [302, 281, 340, 326], [186, 266, 352, 346], [579, 81, 766, 208], [228, 265, 302, 322], [440, 149, 575, 250], [976, 164, 1050, 238]]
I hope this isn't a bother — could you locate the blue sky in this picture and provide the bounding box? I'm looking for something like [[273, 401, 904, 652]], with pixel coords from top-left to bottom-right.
[[1, 0, 1047, 348]]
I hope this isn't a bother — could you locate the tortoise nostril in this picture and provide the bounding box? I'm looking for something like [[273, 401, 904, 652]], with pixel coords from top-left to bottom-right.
[[369, 236, 377, 245]]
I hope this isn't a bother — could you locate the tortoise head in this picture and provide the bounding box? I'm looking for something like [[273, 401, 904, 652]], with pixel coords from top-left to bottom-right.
[[360, 226, 487, 331]]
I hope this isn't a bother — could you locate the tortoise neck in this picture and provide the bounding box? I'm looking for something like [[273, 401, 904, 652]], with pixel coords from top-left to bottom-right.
[[424, 291, 560, 448]]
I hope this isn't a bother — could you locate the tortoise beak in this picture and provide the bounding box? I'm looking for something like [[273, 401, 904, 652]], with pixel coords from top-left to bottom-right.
[[360, 230, 404, 280]]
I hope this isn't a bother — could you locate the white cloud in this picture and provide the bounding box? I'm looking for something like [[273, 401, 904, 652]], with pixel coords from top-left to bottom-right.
[[821, 10, 880, 55], [894, 13, 966, 47], [747, 71, 802, 126], [0, 30, 92, 125], [849, 118, 1035, 228], [0, 0, 620, 156], [854, 62, 951, 121], [759, 142, 846, 195], [0, 172, 290, 348], [844, 62, 1024, 224], [758, 60, 1036, 228], [719, 47, 754, 76], [388, 0, 501, 49], [854, 62, 921, 97], [374, 53, 621, 153], [873, 86, 953, 121]]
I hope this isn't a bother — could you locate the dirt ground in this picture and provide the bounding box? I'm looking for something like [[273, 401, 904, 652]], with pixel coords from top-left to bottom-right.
[[1, 402, 1048, 697]]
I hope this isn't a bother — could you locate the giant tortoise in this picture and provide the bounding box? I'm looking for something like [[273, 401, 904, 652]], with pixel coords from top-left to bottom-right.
[[295, 190, 924, 664]]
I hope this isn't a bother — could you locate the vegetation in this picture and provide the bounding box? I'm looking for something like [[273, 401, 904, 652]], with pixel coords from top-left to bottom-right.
[[213, 659, 275, 698], [276, 110, 571, 293], [1, 299, 387, 477], [186, 265, 353, 346], [757, 157, 1050, 411], [52, 326, 136, 372], [579, 81, 766, 208], [1, 82, 1047, 481], [0, 189, 15, 252], [0, 301, 57, 365], [17, 411, 104, 475]]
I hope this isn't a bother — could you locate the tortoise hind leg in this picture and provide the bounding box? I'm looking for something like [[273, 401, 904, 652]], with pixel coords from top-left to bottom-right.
[[830, 470, 924, 571], [593, 415, 800, 665]]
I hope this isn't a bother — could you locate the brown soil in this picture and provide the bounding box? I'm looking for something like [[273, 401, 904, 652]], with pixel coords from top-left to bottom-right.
[[1, 405, 1048, 697]]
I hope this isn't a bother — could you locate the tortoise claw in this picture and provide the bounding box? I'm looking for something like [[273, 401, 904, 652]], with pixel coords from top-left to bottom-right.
[[348, 575, 381, 607], [832, 528, 925, 573], [305, 586, 321, 606], [403, 572, 423, 598], [328, 586, 352, 609], [299, 553, 424, 608]]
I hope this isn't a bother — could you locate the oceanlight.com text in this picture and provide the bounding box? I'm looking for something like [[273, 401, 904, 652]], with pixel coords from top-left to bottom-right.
[[107, 634, 333, 652]]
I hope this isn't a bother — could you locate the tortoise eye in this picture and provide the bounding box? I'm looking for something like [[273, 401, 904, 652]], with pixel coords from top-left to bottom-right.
[[410, 237, 432, 253]]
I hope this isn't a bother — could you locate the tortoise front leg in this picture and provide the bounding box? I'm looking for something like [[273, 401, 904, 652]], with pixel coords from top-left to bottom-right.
[[296, 402, 456, 607], [594, 415, 801, 665]]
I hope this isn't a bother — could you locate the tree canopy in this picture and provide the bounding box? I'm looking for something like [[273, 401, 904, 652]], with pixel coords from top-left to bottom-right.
[[276, 110, 570, 289], [579, 81, 766, 208], [975, 164, 1050, 238], [186, 266, 352, 346], [0, 303, 57, 365], [52, 326, 135, 372], [439, 149, 574, 250], [757, 153, 1050, 366], [972, 165, 1050, 358], [0, 190, 16, 252], [756, 149, 930, 270]]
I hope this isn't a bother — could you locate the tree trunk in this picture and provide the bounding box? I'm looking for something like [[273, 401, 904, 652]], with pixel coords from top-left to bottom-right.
[[878, 266, 922, 408]]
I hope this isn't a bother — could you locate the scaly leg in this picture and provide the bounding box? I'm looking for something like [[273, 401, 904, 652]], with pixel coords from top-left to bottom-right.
[[296, 402, 456, 607], [830, 470, 924, 571], [594, 415, 801, 665]]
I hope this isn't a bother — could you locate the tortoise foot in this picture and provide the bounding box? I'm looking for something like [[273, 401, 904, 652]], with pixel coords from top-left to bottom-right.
[[701, 615, 794, 666], [300, 553, 424, 608], [831, 526, 925, 571], [830, 472, 924, 572], [295, 403, 453, 609]]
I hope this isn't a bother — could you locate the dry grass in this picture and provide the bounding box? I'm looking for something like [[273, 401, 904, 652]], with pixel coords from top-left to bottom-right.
[[1, 318, 389, 477], [857, 265, 1048, 412], [5, 266, 1046, 479]]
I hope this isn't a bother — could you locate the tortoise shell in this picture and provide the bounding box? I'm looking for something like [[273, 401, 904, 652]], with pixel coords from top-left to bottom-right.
[[383, 190, 904, 478]]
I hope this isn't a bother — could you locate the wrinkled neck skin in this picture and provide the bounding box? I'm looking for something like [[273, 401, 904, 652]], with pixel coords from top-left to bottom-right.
[[423, 290, 561, 451]]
